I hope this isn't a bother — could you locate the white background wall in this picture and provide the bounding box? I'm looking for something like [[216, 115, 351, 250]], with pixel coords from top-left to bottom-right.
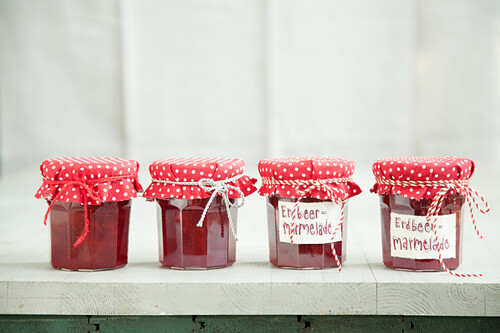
[[0, 0, 499, 177]]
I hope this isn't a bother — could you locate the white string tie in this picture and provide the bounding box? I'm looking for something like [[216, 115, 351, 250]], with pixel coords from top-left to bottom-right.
[[152, 174, 245, 240]]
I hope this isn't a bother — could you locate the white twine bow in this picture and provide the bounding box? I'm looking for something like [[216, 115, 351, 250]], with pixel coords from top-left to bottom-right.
[[152, 174, 245, 240]]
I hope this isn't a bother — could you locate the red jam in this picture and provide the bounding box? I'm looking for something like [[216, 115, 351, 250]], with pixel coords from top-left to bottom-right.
[[49, 200, 131, 271], [156, 196, 237, 269], [266, 196, 345, 269], [379, 193, 464, 271], [259, 157, 360, 270]]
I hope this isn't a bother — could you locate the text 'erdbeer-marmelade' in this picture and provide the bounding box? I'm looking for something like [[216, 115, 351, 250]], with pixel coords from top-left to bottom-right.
[[371, 156, 490, 277], [258, 157, 361, 270]]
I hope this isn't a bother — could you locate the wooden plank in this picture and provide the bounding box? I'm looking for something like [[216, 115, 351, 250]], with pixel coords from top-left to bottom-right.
[[377, 283, 484, 316], [323, 282, 376, 315], [271, 268, 325, 314], [416, 1, 500, 163], [121, 0, 266, 168], [322, 227, 377, 315], [59, 283, 169, 316], [301, 315, 404, 332], [402, 316, 500, 333], [265, 0, 416, 162], [0, 316, 90, 333], [0, 1, 125, 175], [194, 315, 300, 333], [0, 282, 7, 313], [485, 284, 500, 317], [89, 315, 196, 332]]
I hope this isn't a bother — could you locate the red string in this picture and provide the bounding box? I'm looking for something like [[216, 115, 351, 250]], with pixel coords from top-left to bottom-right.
[[376, 177, 489, 277], [271, 178, 350, 271], [425, 184, 487, 277], [42, 174, 135, 248]]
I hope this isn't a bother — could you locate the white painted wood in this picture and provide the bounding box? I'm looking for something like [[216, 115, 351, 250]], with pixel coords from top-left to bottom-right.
[[416, 0, 500, 164], [377, 283, 485, 316], [0, 0, 125, 174], [0, 167, 499, 315], [121, 0, 267, 168], [485, 284, 500, 317], [321, 233, 378, 315], [0, 282, 7, 313], [265, 0, 416, 162]]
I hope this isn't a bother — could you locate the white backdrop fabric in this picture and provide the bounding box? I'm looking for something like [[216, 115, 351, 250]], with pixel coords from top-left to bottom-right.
[[0, 0, 499, 176]]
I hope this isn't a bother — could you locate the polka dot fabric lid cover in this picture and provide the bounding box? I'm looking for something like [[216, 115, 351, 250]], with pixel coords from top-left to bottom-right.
[[35, 157, 142, 204], [143, 158, 258, 200], [371, 156, 475, 200], [258, 157, 361, 200]]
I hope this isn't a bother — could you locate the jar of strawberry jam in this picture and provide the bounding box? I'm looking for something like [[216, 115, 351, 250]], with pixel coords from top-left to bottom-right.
[[143, 158, 257, 269], [371, 157, 489, 274], [258, 157, 361, 269], [35, 157, 142, 271]]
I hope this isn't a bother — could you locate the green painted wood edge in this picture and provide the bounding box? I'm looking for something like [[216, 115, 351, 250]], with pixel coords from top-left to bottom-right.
[[0, 315, 498, 333]]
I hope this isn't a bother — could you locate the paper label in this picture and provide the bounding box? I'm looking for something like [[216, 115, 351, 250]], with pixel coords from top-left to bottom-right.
[[278, 201, 342, 244], [390, 212, 456, 259]]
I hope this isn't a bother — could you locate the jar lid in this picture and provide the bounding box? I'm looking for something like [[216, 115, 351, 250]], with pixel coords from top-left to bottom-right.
[[35, 157, 142, 204], [258, 157, 361, 200], [371, 156, 474, 199], [143, 158, 257, 200]]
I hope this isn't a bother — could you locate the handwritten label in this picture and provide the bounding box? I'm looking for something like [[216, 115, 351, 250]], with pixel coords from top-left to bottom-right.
[[390, 212, 456, 259], [278, 201, 342, 244]]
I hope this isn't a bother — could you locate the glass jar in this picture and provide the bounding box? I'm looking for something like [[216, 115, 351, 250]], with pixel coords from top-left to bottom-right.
[[36, 157, 142, 271], [379, 193, 464, 271], [156, 196, 237, 269], [266, 196, 348, 269], [49, 200, 131, 270], [144, 158, 257, 270], [371, 156, 477, 272], [259, 157, 361, 269]]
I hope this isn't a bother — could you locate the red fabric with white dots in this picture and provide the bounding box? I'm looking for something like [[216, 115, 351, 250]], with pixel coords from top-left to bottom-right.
[[143, 158, 258, 200], [371, 156, 475, 200], [258, 157, 361, 200], [35, 157, 142, 204]]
